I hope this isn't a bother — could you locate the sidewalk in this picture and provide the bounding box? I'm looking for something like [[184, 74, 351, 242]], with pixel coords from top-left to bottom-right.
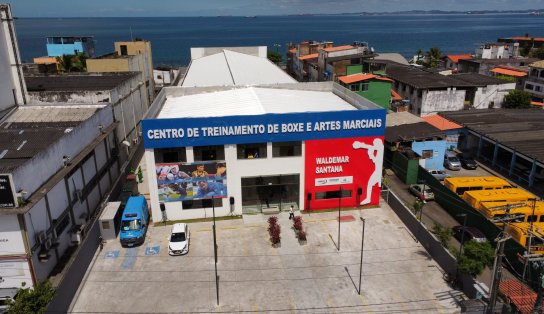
[[71, 203, 462, 313]]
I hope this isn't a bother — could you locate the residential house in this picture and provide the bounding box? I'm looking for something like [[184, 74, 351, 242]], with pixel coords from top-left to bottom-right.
[[422, 114, 463, 149], [489, 66, 528, 89], [458, 57, 538, 76], [87, 40, 155, 104], [33, 36, 95, 65], [475, 42, 519, 59], [385, 112, 447, 183], [363, 53, 409, 75], [337, 73, 393, 110], [386, 65, 515, 116], [317, 42, 374, 81], [524, 60, 544, 106], [445, 54, 473, 71], [498, 35, 544, 51], [287, 41, 332, 81]]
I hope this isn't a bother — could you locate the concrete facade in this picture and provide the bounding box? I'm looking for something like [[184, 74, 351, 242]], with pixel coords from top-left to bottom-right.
[[524, 61, 544, 103], [114, 41, 154, 103], [0, 4, 26, 113], [25, 73, 148, 165]]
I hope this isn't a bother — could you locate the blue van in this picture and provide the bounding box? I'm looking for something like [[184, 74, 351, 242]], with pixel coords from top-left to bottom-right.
[[120, 196, 149, 247]]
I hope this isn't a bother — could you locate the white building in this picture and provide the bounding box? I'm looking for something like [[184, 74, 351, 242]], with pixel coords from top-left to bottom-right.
[[143, 82, 386, 221], [524, 60, 544, 105], [24, 72, 148, 164], [387, 65, 515, 116], [475, 42, 519, 59], [180, 48, 295, 87], [0, 105, 119, 290]]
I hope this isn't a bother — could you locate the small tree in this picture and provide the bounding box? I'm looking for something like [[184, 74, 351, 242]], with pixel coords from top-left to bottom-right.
[[426, 47, 443, 68], [503, 90, 532, 109], [267, 51, 282, 64], [7, 281, 56, 314], [457, 241, 494, 276], [431, 224, 453, 247]]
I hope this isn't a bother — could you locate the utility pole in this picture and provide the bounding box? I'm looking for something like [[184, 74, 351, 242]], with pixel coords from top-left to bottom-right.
[[488, 233, 510, 314], [457, 214, 467, 257], [358, 217, 366, 295]]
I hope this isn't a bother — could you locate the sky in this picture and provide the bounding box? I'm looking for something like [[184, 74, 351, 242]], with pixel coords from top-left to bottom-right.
[[8, 0, 544, 17]]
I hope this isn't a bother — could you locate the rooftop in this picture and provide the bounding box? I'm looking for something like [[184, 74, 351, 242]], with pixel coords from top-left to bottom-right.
[[530, 60, 544, 69], [459, 58, 539, 65], [371, 53, 409, 65], [446, 54, 473, 63], [25, 72, 139, 92], [181, 49, 296, 87], [386, 65, 473, 89], [385, 111, 425, 127], [337, 73, 392, 85], [490, 67, 528, 77], [385, 122, 445, 143], [298, 53, 318, 61], [322, 45, 354, 52], [159, 84, 362, 119], [0, 105, 103, 173], [440, 109, 544, 162], [449, 73, 511, 86], [422, 114, 462, 131]]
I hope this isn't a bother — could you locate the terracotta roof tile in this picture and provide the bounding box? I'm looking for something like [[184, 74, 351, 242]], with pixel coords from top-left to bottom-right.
[[490, 67, 528, 77], [391, 89, 402, 101], [510, 36, 544, 42], [298, 53, 318, 61], [447, 54, 473, 63], [337, 73, 392, 84], [422, 114, 462, 130], [322, 45, 354, 52]]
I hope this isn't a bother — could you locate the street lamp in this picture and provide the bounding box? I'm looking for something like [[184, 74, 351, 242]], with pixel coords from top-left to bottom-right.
[[457, 213, 468, 257], [212, 197, 219, 305], [358, 217, 366, 295]]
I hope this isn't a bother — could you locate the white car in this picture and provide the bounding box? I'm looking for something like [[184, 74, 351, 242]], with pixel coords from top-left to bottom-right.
[[168, 223, 189, 256]]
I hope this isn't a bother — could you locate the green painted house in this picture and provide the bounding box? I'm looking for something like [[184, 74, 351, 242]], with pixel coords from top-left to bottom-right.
[[338, 73, 393, 110]]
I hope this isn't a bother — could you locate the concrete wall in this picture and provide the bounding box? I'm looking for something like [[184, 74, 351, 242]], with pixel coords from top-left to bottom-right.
[[86, 58, 130, 72], [12, 106, 113, 196], [146, 142, 306, 222], [421, 89, 466, 116], [472, 83, 515, 109], [411, 140, 447, 170]]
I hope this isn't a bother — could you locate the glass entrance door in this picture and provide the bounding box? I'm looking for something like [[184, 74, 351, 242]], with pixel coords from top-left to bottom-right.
[[241, 174, 300, 214]]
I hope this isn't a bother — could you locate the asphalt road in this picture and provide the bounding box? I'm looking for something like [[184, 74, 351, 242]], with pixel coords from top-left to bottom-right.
[[384, 165, 498, 288]]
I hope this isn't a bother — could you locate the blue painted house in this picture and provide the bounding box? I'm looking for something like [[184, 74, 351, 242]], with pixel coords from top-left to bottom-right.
[[46, 36, 95, 57]]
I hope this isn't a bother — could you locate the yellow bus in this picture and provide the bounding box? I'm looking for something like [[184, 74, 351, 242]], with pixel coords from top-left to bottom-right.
[[507, 222, 544, 254], [462, 188, 536, 211], [479, 201, 544, 226], [444, 176, 512, 196]]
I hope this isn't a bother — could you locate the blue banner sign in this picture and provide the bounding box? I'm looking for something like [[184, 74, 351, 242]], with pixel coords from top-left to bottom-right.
[[142, 109, 386, 148]]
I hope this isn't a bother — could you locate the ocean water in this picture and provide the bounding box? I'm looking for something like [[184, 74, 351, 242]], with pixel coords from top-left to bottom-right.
[[13, 14, 544, 67]]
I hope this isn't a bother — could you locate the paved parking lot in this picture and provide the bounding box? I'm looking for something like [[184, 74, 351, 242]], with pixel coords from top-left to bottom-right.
[[71, 203, 462, 313]]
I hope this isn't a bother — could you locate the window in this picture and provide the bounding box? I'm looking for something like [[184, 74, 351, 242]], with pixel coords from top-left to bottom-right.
[[182, 198, 222, 209], [527, 215, 538, 223], [540, 71, 544, 78], [315, 189, 352, 200], [54, 213, 71, 237], [526, 83, 534, 90], [361, 83, 369, 91], [421, 150, 433, 159], [531, 69, 539, 77], [155, 148, 186, 163], [272, 141, 302, 157], [237, 143, 267, 159], [120, 45, 128, 56], [193, 145, 224, 161], [101, 221, 110, 230], [350, 84, 358, 91]]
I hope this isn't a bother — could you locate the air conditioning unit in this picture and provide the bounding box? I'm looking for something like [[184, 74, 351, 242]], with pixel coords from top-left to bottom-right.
[[44, 238, 53, 250], [37, 231, 47, 244]]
